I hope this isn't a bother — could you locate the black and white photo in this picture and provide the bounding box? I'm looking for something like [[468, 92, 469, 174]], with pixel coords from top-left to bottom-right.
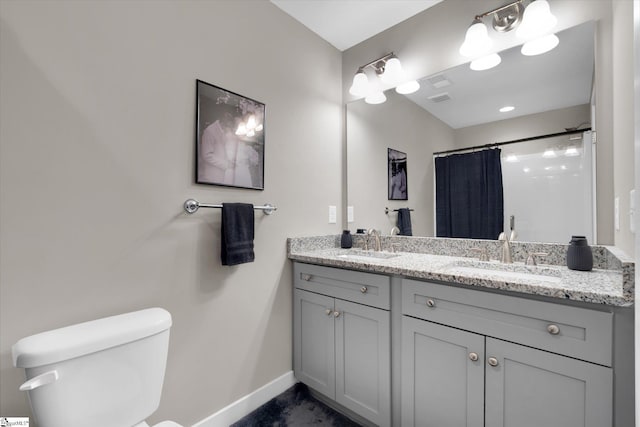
[[195, 79, 265, 190], [388, 148, 408, 200]]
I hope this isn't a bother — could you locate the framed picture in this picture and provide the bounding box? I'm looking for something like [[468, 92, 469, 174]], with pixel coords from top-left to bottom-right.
[[195, 79, 265, 190], [388, 148, 408, 200]]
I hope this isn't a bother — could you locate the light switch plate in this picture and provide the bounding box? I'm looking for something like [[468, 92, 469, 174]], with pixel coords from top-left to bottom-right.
[[329, 205, 337, 224], [347, 206, 354, 223]]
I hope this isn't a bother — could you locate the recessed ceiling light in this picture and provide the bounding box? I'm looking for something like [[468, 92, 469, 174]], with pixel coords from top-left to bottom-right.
[[499, 106, 515, 113]]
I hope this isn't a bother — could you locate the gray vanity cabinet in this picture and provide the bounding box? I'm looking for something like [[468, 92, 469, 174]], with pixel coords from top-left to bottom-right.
[[293, 263, 391, 427], [402, 278, 613, 427]]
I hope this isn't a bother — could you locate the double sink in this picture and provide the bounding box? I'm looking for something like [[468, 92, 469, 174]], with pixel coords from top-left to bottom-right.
[[336, 249, 562, 284]]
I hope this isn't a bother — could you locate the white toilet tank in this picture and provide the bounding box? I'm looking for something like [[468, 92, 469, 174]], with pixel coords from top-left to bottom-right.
[[12, 308, 173, 427]]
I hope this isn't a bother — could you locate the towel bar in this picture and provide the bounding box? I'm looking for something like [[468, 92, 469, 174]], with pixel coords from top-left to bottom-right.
[[385, 207, 414, 215], [184, 199, 277, 215]]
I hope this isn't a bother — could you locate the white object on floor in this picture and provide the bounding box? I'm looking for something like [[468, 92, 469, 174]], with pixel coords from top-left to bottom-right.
[[12, 307, 183, 427]]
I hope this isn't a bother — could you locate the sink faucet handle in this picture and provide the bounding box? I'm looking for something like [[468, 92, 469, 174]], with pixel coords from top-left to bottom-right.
[[526, 252, 549, 266], [470, 247, 489, 261]]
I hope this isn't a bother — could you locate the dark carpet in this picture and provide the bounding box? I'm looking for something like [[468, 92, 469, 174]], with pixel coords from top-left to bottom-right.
[[230, 383, 363, 426]]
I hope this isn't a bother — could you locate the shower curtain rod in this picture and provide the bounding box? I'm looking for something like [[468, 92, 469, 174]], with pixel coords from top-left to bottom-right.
[[432, 127, 591, 157]]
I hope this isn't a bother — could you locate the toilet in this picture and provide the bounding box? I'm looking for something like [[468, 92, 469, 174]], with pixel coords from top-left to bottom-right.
[[12, 308, 183, 427]]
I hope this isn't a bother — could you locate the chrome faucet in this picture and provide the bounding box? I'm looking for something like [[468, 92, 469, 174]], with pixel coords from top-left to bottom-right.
[[498, 231, 513, 264], [367, 228, 381, 251], [389, 226, 400, 236]]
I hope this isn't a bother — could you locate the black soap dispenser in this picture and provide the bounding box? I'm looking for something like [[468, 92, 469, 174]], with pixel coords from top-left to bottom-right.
[[566, 235, 593, 271], [341, 230, 353, 249]]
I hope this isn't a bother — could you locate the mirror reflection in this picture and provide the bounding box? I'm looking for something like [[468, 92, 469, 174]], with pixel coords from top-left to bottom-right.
[[346, 21, 595, 243]]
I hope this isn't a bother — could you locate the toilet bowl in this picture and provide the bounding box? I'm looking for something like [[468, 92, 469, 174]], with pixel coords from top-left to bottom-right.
[[12, 308, 183, 427]]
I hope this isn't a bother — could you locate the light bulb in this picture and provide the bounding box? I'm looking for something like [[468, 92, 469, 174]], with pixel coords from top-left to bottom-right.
[[459, 20, 492, 58], [380, 57, 404, 85], [365, 91, 387, 105], [516, 0, 557, 39], [395, 80, 420, 94], [470, 53, 502, 71], [521, 33, 559, 56], [499, 106, 515, 113], [349, 70, 369, 97]]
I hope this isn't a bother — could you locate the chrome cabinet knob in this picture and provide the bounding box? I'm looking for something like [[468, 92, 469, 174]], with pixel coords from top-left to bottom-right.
[[426, 299, 436, 308], [488, 357, 499, 367], [468, 352, 479, 362], [301, 274, 312, 281], [360, 286, 368, 294], [547, 324, 560, 335], [333, 311, 341, 318]]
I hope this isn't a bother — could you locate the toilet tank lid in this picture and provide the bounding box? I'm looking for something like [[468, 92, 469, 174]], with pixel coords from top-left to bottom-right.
[[12, 308, 172, 368]]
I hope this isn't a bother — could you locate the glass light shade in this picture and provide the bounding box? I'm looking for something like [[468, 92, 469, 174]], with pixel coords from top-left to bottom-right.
[[246, 115, 256, 130], [499, 105, 515, 113], [246, 129, 255, 137], [459, 21, 492, 57], [395, 80, 420, 94], [380, 57, 404, 85], [521, 33, 559, 56], [349, 71, 369, 97], [516, 0, 557, 39], [235, 124, 247, 136], [542, 149, 557, 158], [365, 91, 387, 105], [470, 53, 502, 71]]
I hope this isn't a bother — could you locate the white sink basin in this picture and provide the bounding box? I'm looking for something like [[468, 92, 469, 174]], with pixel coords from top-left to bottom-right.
[[453, 266, 562, 284], [337, 251, 400, 262]]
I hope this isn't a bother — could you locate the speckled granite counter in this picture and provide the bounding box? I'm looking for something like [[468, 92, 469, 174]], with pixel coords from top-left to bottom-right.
[[287, 235, 634, 307]]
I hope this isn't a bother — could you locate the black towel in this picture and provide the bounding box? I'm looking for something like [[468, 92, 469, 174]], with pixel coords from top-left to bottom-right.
[[221, 203, 255, 266], [397, 208, 413, 236]]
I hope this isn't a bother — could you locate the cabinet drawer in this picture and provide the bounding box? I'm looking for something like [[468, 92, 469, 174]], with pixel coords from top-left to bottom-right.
[[402, 279, 613, 366], [294, 263, 390, 310]]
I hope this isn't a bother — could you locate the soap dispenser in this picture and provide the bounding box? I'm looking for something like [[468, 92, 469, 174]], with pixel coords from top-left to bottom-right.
[[566, 236, 593, 271], [341, 230, 353, 249]]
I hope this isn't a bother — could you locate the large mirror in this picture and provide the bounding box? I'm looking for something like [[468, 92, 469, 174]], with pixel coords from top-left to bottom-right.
[[346, 21, 595, 243]]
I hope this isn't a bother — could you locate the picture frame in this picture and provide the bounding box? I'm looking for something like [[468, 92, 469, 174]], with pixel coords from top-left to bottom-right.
[[388, 148, 408, 200], [195, 79, 265, 190]]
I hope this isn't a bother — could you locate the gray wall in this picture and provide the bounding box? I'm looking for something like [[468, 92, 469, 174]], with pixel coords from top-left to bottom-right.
[[0, 1, 342, 425], [342, 0, 637, 254], [347, 91, 454, 236]]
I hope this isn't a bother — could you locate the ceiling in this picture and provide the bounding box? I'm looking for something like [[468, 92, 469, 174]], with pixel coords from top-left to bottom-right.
[[270, 0, 444, 51]]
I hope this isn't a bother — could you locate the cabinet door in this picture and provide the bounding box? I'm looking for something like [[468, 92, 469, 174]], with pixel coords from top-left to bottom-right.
[[293, 289, 335, 399], [485, 337, 613, 427], [401, 316, 485, 427], [334, 299, 391, 427]]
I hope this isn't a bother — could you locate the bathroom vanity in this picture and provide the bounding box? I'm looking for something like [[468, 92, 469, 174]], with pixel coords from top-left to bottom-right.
[[288, 235, 634, 427]]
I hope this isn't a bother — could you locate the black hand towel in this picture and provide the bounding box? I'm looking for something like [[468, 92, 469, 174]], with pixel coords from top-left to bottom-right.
[[221, 203, 255, 266], [397, 208, 413, 236]]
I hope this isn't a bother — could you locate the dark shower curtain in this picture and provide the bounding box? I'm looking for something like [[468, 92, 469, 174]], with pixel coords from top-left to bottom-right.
[[435, 148, 504, 240]]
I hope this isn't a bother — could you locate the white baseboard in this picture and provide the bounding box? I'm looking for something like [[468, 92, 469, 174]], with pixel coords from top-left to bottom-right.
[[191, 371, 296, 427]]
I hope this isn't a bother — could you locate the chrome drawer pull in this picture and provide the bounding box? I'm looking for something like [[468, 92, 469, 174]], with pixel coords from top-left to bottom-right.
[[547, 324, 560, 335], [333, 311, 341, 318], [325, 309, 333, 316], [468, 352, 479, 362], [426, 299, 436, 308], [301, 274, 312, 281], [360, 286, 368, 294], [488, 357, 499, 367]]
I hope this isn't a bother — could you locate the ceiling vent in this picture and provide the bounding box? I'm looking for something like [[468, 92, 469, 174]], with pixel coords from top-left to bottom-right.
[[428, 93, 451, 103], [427, 74, 451, 88]]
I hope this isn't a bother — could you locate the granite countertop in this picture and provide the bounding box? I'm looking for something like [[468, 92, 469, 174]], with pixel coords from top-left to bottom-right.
[[288, 235, 635, 307]]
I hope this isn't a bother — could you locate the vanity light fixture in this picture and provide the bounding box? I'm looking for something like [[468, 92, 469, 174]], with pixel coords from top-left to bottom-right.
[[348, 52, 420, 103], [542, 148, 557, 158], [460, 0, 559, 70], [499, 105, 515, 112], [564, 146, 580, 157], [235, 114, 263, 137]]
